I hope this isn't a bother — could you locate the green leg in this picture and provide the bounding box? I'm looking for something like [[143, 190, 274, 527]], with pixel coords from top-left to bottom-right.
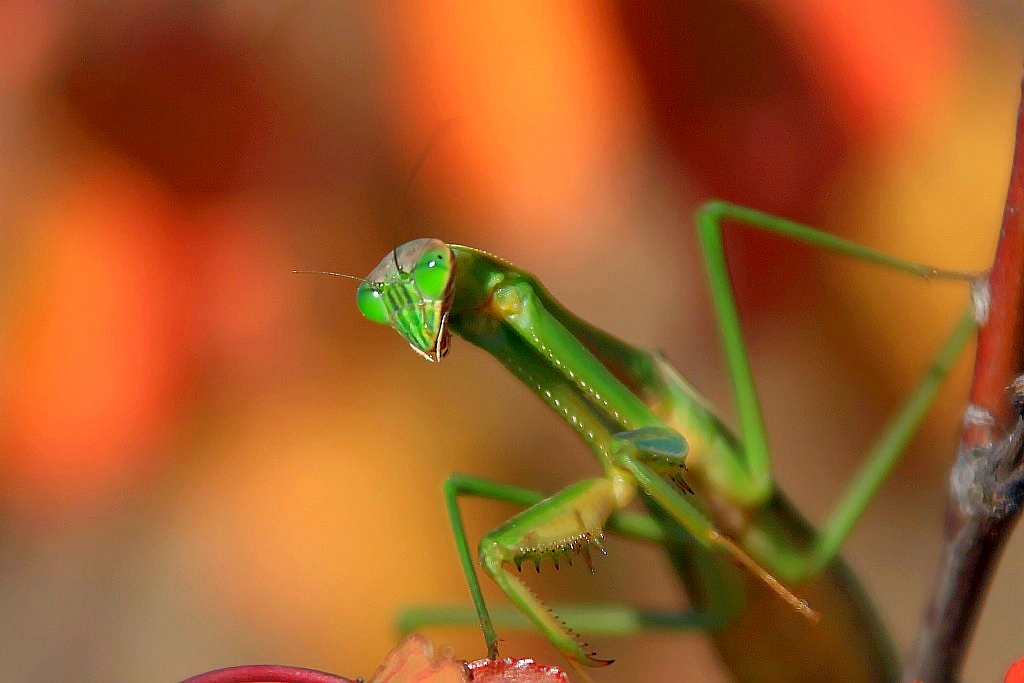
[[694, 201, 978, 575], [438, 474, 516, 659], [808, 308, 976, 571], [421, 472, 740, 664]]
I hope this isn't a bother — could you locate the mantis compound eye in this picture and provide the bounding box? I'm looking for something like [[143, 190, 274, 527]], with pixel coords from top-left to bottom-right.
[[412, 248, 452, 300], [356, 283, 390, 325]]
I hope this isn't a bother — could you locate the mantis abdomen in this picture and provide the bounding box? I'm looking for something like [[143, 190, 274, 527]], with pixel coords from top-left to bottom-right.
[[661, 491, 899, 682]]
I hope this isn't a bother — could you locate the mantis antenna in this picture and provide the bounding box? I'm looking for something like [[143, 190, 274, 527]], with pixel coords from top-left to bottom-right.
[[391, 117, 462, 274], [292, 270, 369, 284], [295, 120, 461, 283]]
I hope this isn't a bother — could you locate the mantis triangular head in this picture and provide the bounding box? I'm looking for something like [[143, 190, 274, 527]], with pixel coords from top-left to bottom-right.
[[357, 238, 456, 363]]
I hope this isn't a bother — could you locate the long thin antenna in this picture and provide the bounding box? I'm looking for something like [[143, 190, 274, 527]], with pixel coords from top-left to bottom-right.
[[397, 118, 460, 221], [292, 269, 369, 283], [392, 118, 461, 274]]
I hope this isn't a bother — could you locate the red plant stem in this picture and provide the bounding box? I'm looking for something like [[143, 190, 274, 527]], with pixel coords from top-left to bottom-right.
[[964, 88, 1024, 446], [905, 70, 1024, 683]]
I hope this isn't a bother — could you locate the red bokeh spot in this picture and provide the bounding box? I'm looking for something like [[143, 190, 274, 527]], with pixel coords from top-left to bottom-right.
[[1005, 657, 1024, 683], [0, 162, 190, 519]]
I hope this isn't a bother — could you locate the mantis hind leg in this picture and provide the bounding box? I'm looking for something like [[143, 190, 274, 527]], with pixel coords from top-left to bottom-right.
[[694, 201, 978, 577], [409, 472, 742, 664], [561, 203, 977, 579]]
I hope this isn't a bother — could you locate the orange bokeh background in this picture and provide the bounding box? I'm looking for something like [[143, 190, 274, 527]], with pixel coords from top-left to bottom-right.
[[0, 2, 1021, 681]]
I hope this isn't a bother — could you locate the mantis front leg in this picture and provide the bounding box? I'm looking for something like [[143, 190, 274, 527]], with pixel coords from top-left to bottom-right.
[[475, 476, 626, 667], [406, 474, 741, 640], [443, 427, 733, 667]]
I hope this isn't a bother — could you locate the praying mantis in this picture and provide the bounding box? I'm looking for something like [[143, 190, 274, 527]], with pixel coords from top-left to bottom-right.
[[350, 201, 979, 682]]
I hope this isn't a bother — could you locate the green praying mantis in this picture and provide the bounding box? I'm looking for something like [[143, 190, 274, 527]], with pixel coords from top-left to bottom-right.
[[347, 201, 980, 682]]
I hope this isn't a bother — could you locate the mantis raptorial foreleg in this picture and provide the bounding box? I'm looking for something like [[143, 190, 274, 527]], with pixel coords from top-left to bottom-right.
[[403, 474, 739, 657]]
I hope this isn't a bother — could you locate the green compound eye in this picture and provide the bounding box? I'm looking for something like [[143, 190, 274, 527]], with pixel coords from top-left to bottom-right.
[[356, 282, 389, 325], [412, 249, 452, 300]]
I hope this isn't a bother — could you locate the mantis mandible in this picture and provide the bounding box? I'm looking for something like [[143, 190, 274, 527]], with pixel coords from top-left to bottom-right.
[[351, 201, 978, 682]]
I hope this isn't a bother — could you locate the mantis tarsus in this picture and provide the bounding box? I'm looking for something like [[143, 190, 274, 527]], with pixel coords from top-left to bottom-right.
[[351, 201, 978, 682]]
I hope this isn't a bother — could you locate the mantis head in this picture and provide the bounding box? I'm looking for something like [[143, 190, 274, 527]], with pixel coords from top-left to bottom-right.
[[356, 238, 456, 363]]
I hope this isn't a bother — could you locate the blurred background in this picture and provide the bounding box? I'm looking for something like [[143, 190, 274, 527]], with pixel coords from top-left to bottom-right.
[[0, 1, 1021, 681]]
